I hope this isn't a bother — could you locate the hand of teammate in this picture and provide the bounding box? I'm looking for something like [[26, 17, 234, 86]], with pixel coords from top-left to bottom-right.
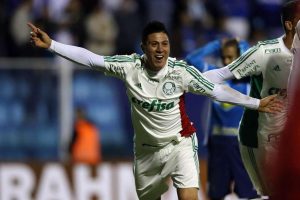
[[27, 22, 52, 49], [258, 94, 284, 113]]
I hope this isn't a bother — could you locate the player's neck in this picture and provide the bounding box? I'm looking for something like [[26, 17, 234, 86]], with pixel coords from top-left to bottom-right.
[[283, 34, 293, 49]]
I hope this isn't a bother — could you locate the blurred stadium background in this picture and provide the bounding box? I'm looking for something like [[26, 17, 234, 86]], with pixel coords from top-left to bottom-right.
[[0, 0, 290, 199]]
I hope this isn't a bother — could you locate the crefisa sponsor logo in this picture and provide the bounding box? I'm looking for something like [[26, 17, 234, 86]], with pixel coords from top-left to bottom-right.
[[131, 97, 175, 112]]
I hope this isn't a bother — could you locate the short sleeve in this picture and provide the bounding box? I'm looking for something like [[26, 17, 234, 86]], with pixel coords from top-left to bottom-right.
[[227, 43, 265, 79]]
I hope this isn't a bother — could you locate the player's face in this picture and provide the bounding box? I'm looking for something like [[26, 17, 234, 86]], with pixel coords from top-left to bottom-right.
[[221, 46, 239, 66], [143, 32, 170, 71]]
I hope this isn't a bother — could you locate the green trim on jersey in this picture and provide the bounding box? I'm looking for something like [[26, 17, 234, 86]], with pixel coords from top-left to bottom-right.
[[167, 59, 175, 68], [191, 134, 199, 176], [104, 54, 140, 63], [229, 39, 279, 72], [246, 147, 268, 193], [258, 38, 279, 45], [239, 75, 263, 147], [168, 59, 187, 68], [229, 47, 258, 71]]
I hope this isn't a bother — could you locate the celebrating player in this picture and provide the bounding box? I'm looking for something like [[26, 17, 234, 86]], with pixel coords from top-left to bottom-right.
[[28, 21, 281, 200]]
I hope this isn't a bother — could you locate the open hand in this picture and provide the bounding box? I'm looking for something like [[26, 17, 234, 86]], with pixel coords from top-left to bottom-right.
[[27, 22, 52, 49], [258, 94, 284, 113]]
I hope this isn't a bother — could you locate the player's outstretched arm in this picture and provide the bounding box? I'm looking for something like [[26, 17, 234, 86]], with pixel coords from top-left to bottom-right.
[[27, 22, 105, 69], [211, 84, 283, 113]]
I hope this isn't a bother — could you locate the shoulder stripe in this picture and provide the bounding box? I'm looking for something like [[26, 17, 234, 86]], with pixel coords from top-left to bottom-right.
[[175, 62, 187, 68], [104, 56, 134, 63], [229, 40, 280, 71], [168, 59, 189, 68], [168, 60, 175, 68], [258, 39, 279, 45]]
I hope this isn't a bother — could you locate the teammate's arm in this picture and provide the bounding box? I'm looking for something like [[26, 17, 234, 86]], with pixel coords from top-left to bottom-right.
[[202, 66, 235, 83]]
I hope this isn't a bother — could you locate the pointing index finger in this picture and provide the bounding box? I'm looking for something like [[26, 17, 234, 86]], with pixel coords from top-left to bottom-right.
[[27, 22, 38, 32]]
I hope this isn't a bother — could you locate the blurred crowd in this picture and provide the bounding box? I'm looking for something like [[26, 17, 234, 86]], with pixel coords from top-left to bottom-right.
[[0, 0, 287, 58], [0, 0, 293, 162]]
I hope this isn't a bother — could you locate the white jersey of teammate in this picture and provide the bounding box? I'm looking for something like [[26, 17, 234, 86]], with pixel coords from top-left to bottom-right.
[[204, 36, 293, 196], [228, 36, 292, 148]]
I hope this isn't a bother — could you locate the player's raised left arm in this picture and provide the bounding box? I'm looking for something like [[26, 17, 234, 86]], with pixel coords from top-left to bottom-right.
[[27, 22, 105, 70]]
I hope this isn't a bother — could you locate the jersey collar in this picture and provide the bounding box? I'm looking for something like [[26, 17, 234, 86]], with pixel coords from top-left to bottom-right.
[[142, 56, 169, 81]]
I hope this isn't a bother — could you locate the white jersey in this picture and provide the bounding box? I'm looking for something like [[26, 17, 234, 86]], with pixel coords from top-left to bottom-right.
[[104, 54, 216, 147], [49, 40, 259, 148], [228, 37, 293, 147]]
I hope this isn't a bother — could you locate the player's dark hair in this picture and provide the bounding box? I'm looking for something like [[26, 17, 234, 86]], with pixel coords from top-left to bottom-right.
[[141, 21, 170, 45], [221, 38, 240, 56], [281, 0, 300, 31], [222, 38, 241, 56]]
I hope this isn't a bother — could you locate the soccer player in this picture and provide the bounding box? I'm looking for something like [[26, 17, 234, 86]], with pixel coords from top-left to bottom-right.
[[28, 21, 281, 200], [202, 1, 300, 198], [186, 38, 258, 200]]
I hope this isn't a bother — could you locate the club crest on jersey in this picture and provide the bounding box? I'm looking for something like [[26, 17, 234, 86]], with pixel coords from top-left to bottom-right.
[[162, 82, 176, 95]]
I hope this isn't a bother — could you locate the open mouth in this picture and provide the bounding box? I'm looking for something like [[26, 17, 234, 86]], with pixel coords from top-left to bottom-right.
[[154, 55, 164, 62]]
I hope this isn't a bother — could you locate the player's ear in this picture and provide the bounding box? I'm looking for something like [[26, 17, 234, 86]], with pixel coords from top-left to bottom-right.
[[285, 20, 293, 31]]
